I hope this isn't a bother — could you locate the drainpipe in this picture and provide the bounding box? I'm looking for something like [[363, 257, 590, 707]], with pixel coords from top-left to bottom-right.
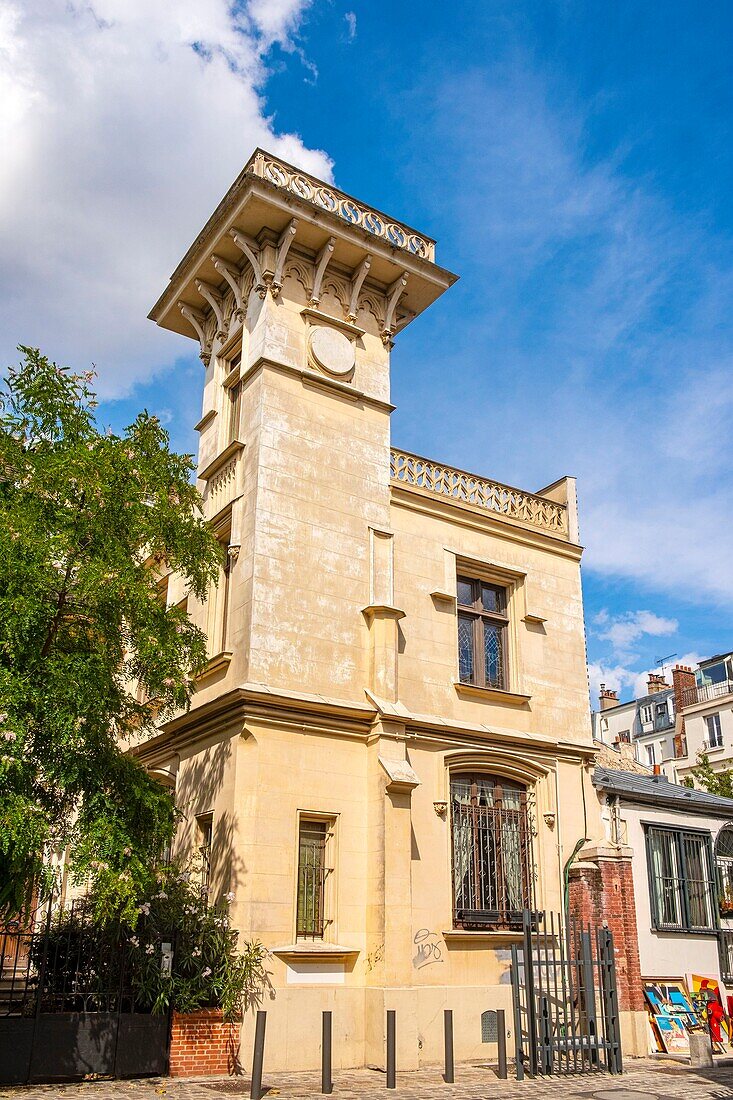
[[563, 761, 591, 916]]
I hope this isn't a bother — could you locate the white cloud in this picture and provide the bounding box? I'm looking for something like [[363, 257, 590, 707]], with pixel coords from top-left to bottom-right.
[[588, 650, 703, 709], [596, 609, 678, 655], [0, 0, 331, 398], [344, 12, 357, 41], [247, 0, 314, 49]]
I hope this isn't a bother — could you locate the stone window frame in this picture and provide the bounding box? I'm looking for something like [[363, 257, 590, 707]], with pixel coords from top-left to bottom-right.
[[293, 810, 338, 943]]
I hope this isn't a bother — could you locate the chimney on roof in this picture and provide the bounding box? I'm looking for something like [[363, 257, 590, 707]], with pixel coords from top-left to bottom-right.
[[672, 664, 696, 711], [647, 672, 668, 694], [599, 683, 619, 711]]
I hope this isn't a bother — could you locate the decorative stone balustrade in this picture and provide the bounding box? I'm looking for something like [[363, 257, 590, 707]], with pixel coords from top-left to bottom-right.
[[207, 458, 237, 512], [247, 151, 436, 262], [390, 448, 569, 537]]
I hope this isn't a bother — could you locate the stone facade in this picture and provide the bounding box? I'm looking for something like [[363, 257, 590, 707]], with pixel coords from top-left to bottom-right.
[[137, 150, 637, 1069]]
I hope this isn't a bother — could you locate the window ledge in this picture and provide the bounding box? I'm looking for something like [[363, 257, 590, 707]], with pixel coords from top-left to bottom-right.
[[196, 651, 232, 681], [522, 613, 547, 626], [271, 943, 359, 959], [454, 682, 531, 706], [442, 930, 523, 944], [198, 441, 244, 481], [194, 409, 217, 432]]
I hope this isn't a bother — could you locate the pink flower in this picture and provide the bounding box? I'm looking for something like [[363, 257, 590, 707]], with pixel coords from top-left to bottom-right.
[[201, 967, 212, 978]]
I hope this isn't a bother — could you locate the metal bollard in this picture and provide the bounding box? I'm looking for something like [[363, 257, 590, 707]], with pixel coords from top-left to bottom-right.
[[322, 1010, 333, 1094], [250, 1010, 267, 1100], [386, 1009, 396, 1089], [497, 1009, 507, 1080], [443, 1009, 455, 1083]]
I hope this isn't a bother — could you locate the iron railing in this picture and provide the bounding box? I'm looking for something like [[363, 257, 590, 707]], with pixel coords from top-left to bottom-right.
[[682, 680, 733, 708]]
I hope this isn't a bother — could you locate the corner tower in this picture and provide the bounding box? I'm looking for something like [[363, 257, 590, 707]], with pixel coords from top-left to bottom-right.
[[149, 150, 457, 703]]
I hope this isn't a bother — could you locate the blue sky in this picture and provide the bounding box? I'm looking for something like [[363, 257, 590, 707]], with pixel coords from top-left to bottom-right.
[[3, 0, 732, 704]]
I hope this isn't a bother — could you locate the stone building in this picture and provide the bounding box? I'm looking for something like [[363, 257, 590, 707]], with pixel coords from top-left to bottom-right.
[[139, 150, 639, 1069], [672, 655, 733, 785]]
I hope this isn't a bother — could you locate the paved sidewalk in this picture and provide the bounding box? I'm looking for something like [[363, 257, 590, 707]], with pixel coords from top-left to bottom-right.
[[3, 1059, 733, 1100]]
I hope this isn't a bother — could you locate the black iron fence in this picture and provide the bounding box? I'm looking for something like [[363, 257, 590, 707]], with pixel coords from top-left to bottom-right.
[[0, 898, 170, 1085], [511, 911, 622, 1077]]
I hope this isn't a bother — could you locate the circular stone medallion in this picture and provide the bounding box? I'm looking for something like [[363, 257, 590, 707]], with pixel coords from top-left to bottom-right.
[[309, 326, 355, 377]]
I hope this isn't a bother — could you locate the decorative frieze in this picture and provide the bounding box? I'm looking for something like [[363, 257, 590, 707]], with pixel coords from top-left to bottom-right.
[[390, 448, 569, 537]]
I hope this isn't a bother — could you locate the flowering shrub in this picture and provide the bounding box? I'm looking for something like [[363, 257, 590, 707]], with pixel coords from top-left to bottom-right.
[[33, 862, 268, 1022]]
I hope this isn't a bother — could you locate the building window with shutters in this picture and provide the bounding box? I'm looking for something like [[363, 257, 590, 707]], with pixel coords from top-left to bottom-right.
[[296, 816, 334, 940], [450, 773, 534, 929], [457, 576, 509, 690], [645, 825, 716, 931]]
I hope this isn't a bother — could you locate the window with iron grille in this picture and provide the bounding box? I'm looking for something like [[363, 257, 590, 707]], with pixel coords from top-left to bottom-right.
[[646, 825, 716, 931], [197, 813, 213, 901], [457, 577, 509, 690], [450, 774, 533, 929], [296, 819, 333, 940]]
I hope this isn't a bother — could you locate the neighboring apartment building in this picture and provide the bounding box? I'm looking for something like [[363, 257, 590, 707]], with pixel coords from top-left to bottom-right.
[[673, 654, 733, 786], [592, 767, 733, 1021], [136, 149, 641, 1070], [592, 674, 677, 776]]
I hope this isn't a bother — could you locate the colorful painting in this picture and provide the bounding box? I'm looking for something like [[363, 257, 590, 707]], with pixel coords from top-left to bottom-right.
[[655, 1014, 690, 1054], [691, 974, 730, 1047], [643, 978, 705, 1053]]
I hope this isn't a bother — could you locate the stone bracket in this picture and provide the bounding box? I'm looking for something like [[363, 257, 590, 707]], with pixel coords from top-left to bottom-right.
[[310, 236, 336, 307], [230, 228, 266, 297]]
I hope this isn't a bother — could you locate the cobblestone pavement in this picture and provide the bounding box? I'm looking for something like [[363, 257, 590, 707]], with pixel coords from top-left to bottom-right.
[[3, 1059, 733, 1100]]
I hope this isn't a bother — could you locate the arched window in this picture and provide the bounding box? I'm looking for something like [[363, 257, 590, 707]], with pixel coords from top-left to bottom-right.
[[450, 773, 534, 929], [716, 825, 733, 917]]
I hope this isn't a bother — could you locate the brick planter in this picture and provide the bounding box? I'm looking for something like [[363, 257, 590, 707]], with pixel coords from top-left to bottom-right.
[[169, 1008, 242, 1077]]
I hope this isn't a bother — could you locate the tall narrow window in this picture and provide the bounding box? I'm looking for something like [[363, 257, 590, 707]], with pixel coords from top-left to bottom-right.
[[226, 350, 242, 444], [220, 548, 232, 652], [646, 826, 715, 931], [716, 826, 733, 917], [296, 819, 333, 940], [450, 774, 533, 929], [706, 713, 723, 749], [457, 577, 509, 690], [197, 814, 213, 902]]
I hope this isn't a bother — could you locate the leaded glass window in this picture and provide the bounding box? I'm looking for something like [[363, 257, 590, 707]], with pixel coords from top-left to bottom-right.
[[456, 576, 509, 690]]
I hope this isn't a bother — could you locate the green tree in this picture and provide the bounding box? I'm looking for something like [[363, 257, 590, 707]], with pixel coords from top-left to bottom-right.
[[681, 754, 733, 798], [0, 348, 221, 920]]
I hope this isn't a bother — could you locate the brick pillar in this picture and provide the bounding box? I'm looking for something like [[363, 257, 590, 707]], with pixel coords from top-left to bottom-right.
[[672, 664, 696, 756], [169, 1009, 241, 1077], [568, 848, 645, 1012]]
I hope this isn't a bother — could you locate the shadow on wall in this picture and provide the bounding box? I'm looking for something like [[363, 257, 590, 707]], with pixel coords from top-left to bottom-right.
[[173, 735, 248, 905]]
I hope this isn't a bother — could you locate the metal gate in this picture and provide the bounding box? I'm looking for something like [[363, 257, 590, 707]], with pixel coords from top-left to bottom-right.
[[0, 900, 170, 1084], [510, 911, 622, 1078]]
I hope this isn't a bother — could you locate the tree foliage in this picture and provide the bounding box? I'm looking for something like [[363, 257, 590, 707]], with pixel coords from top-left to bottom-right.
[[681, 754, 733, 799], [33, 863, 269, 1022], [0, 348, 221, 918]]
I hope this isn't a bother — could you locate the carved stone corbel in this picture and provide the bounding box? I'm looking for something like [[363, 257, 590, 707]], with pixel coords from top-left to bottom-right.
[[230, 229, 266, 298], [381, 272, 408, 346], [195, 280, 226, 339], [347, 254, 372, 323], [271, 218, 298, 298], [212, 255, 245, 320], [178, 302, 211, 365], [310, 236, 336, 307]]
